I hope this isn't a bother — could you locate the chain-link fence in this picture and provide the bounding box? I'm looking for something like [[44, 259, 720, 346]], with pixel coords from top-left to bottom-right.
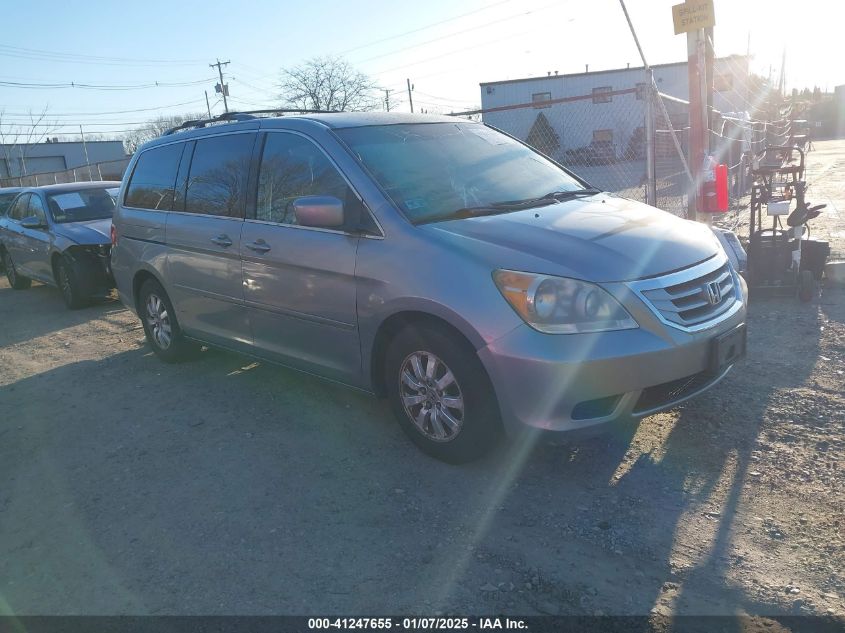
[[0, 157, 130, 188], [449, 84, 656, 208]]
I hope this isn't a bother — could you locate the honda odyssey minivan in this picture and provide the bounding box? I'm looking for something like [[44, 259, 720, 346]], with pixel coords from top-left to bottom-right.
[[111, 112, 747, 463]]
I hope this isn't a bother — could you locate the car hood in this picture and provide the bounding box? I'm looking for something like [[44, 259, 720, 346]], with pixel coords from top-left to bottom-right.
[[420, 194, 721, 282], [52, 218, 112, 245]]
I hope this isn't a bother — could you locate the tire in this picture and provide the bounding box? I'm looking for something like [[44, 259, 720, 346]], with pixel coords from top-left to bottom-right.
[[138, 278, 198, 363], [3, 250, 31, 290], [385, 323, 503, 463], [56, 256, 88, 309], [798, 269, 816, 302]]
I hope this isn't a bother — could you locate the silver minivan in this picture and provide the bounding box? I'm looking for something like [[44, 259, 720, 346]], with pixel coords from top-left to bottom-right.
[[111, 112, 747, 463]]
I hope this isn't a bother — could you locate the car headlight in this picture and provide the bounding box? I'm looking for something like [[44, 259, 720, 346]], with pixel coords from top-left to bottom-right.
[[492, 270, 638, 334]]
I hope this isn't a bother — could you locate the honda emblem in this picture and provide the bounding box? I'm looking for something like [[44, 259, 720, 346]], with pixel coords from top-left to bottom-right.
[[704, 281, 722, 305]]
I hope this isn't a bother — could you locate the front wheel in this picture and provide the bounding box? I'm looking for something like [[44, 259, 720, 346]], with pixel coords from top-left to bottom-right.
[[56, 256, 88, 309], [138, 278, 198, 362], [4, 250, 31, 290], [385, 324, 503, 463]]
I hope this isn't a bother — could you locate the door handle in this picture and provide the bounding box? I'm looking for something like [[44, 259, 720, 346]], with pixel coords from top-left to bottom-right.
[[246, 240, 271, 254], [210, 235, 233, 248]]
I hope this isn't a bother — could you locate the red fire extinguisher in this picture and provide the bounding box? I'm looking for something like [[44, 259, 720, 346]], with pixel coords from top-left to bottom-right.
[[701, 155, 729, 212]]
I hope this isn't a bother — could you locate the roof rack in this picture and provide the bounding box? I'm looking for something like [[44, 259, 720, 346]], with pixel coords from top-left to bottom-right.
[[162, 109, 340, 136]]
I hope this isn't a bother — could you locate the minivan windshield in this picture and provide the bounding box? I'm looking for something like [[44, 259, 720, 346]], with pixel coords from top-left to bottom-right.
[[335, 122, 590, 224], [47, 188, 116, 224]]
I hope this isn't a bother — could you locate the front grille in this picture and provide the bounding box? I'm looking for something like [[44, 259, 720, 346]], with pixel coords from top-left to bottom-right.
[[633, 370, 714, 415], [639, 261, 737, 328]]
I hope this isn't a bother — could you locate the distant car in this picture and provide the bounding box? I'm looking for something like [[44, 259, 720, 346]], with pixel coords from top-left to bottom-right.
[[564, 141, 617, 166], [0, 181, 120, 308], [0, 187, 24, 217]]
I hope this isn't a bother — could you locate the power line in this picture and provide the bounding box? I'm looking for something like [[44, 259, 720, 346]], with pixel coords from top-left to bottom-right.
[[0, 44, 205, 66], [335, 0, 518, 56], [352, 2, 558, 66], [0, 98, 208, 117], [0, 77, 216, 90]]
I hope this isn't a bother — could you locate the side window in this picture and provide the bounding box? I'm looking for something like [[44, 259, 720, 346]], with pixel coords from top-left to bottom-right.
[[124, 143, 184, 211], [256, 133, 350, 225], [8, 195, 29, 221], [28, 195, 47, 223], [184, 133, 254, 218]]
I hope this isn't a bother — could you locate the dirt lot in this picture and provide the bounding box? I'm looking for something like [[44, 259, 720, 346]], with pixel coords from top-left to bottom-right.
[[1, 141, 843, 624]]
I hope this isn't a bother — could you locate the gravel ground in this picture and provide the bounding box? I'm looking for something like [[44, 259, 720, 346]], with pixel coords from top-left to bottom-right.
[[0, 140, 843, 626]]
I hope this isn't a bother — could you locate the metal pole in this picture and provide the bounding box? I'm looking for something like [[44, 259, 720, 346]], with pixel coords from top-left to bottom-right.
[[645, 69, 657, 206], [384, 89, 391, 112], [79, 125, 94, 181], [210, 59, 230, 113], [406, 79, 414, 113], [687, 28, 706, 221], [205, 90, 212, 118]]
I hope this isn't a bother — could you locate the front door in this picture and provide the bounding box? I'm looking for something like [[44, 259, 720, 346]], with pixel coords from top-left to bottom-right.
[[240, 131, 362, 383], [165, 132, 256, 347], [19, 193, 52, 280]]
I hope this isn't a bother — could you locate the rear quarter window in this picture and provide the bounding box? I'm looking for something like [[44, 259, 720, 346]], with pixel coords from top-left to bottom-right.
[[124, 143, 185, 210]]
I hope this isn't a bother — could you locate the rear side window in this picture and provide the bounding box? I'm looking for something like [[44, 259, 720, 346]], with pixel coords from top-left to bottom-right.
[[0, 192, 19, 216], [8, 194, 29, 221], [256, 133, 350, 225], [124, 143, 184, 210], [184, 133, 254, 218]]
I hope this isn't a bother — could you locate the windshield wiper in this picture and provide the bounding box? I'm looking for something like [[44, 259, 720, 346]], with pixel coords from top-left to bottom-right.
[[539, 187, 603, 201], [417, 198, 560, 224]]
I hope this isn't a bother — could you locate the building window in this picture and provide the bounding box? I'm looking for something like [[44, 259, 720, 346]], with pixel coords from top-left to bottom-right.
[[636, 83, 648, 100], [592, 86, 612, 103], [532, 92, 551, 108], [593, 129, 613, 144], [714, 73, 734, 91]]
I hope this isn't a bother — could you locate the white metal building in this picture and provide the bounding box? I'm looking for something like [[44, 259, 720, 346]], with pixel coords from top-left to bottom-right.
[[478, 56, 750, 162], [0, 140, 126, 179]]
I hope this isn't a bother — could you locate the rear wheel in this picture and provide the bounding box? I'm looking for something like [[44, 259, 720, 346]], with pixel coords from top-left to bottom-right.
[[385, 323, 503, 463], [3, 250, 31, 290], [56, 256, 88, 309], [138, 278, 198, 362]]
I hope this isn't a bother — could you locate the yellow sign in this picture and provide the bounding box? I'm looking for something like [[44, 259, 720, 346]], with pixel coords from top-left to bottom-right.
[[672, 0, 715, 34]]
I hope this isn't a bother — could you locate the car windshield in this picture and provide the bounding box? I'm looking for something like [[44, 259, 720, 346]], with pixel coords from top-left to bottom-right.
[[0, 192, 19, 216], [46, 188, 116, 224], [335, 122, 588, 224]]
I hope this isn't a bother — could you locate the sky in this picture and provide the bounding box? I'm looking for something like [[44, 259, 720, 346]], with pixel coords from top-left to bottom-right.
[[0, 0, 842, 141]]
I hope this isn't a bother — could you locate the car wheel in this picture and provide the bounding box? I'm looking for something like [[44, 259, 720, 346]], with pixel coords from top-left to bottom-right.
[[56, 256, 88, 309], [3, 250, 31, 290], [138, 278, 198, 362], [385, 323, 503, 463], [798, 269, 816, 302]]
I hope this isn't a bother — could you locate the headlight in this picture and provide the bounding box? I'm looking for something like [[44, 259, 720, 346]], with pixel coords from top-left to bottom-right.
[[492, 270, 638, 334]]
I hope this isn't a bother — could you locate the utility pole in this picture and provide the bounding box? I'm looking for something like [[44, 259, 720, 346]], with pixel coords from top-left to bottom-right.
[[406, 79, 414, 113], [210, 58, 230, 113], [205, 90, 212, 118], [79, 125, 93, 181], [384, 89, 392, 112]]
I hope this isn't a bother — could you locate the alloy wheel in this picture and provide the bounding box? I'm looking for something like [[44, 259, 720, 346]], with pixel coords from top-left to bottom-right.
[[398, 351, 465, 442], [5, 253, 16, 285], [145, 293, 172, 350]]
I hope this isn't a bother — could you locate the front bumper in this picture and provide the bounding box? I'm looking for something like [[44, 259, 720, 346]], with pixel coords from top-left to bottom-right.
[[478, 267, 747, 434]]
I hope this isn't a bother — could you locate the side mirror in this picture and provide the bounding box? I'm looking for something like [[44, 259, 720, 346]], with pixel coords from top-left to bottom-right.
[[292, 196, 344, 229], [20, 215, 45, 230]]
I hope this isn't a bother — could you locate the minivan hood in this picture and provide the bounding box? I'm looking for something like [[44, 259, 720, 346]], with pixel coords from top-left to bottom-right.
[[52, 218, 112, 245], [421, 195, 720, 282]]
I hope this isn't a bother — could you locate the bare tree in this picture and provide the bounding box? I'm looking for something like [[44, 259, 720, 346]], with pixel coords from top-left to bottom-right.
[[278, 56, 377, 112], [123, 112, 205, 154], [0, 108, 60, 180]]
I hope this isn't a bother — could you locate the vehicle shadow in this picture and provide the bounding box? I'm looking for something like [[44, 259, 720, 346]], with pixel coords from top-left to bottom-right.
[[0, 294, 833, 618], [0, 282, 124, 348]]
